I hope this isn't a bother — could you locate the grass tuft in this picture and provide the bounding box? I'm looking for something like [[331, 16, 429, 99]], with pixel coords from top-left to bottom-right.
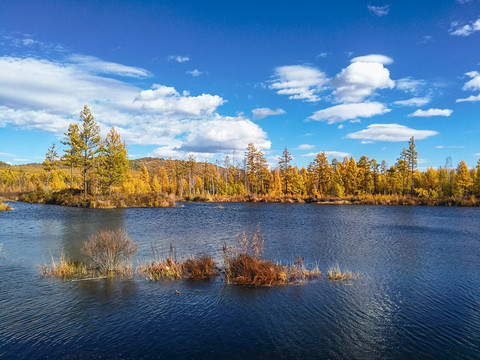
[[41, 252, 88, 279], [327, 263, 359, 280]]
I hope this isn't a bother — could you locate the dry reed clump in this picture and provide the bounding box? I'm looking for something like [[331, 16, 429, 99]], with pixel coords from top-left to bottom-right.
[[0, 201, 12, 211], [182, 254, 217, 279], [40, 252, 88, 279], [223, 226, 290, 286], [288, 256, 321, 282], [327, 263, 359, 280], [82, 229, 138, 276]]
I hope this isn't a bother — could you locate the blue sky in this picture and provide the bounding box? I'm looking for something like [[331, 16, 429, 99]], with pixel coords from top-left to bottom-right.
[[1, 0, 480, 169]]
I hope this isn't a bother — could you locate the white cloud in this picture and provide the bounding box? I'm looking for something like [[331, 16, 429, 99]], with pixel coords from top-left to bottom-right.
[[408, 108, 453, 117], [270, 65, 328, 102], [456, 71, 480, 102], [367, 5, 390, 16], [436, 145, 465, 149], [456, 94, 480, 103], [251, 107, 285, 119], [462, 71, 480, 91], [309, 102, 390, 124], [168, 55, 190, 63], [395, 77, 425, 93], [317, 52, 330, 58], [450, 18, 480, 36], [331, 61, 395, 102], [298, 144, 315, 150], [22, 38, 36, 46], [350, 54, 393, 65], [393, 97, 431, 107], [134, 84, 224, 116], [68, 54, 150, 78], [346, 123, 438, 142], [186, 69, 203, 77], [0, 55, 270, 159], [301, 151, 350, 158]]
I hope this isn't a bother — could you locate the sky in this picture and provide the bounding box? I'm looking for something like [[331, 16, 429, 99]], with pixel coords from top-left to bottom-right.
[[1, 0, 480, 170]]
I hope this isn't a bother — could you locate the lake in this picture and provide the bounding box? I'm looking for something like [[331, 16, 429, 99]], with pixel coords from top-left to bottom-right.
[[1, 201, 479, 359]]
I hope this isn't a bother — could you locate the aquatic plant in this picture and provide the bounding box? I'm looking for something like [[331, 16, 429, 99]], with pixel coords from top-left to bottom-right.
[[0, 201, 11, 211], [182, 254, 217, 279], [143, 257, 183, 280], [82, 229, 138, 275], [40, 252, 88, 279], [288, 256, 321, 282], [327, 263, 358, 280], [223, 226, 289, 286]]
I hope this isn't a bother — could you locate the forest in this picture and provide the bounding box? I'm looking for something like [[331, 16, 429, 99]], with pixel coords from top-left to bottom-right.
[[1, 106, 480, 208]]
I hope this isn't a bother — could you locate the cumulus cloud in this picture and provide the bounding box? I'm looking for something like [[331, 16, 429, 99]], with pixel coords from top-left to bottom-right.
[[350, 54, 393, 65], [298, 144, 315, 150], [331, 61, 395, 102], [367, 5, 390, 16], [408, 108, 453, 117], [168, 55, 190, 63], [450, 18, 480, 36], [0, 55, 270, 159], [252, 107, 286, 119], [309, 102, 390, 124], [346, 123, 438, 142], [393, 97, 431, 107], [270, 65, 328, 102], [134, 84, 224, 116]]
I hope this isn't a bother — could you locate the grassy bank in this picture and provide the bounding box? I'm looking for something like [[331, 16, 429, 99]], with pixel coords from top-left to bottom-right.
[[14, 189, 175, 208], [184, 194, 480, 207]]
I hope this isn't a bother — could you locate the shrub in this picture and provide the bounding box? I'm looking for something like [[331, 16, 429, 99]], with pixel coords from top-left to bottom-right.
[[183, 254, 217, 279], [82, 229, 138, 275], [223, 226, 289, 286]]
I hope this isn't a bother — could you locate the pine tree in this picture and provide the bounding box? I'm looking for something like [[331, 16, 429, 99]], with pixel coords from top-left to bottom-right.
[[43, 143, 59, 190], [78, 106, 102, 200], [98, 127, 129, 195], [61, 123, 81, 189], [403, 136, 418, 195], [278, 147, 293, 194]]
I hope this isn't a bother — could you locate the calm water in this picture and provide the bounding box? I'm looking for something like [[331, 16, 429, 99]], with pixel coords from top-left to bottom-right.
[[1, 201, 479, 359]]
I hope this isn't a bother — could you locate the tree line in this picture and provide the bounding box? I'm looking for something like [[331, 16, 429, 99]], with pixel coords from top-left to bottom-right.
[[1, 106, 480, 200]]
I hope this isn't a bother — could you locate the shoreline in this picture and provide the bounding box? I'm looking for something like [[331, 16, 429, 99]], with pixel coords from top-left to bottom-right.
[[2, 191, 480, 208]]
